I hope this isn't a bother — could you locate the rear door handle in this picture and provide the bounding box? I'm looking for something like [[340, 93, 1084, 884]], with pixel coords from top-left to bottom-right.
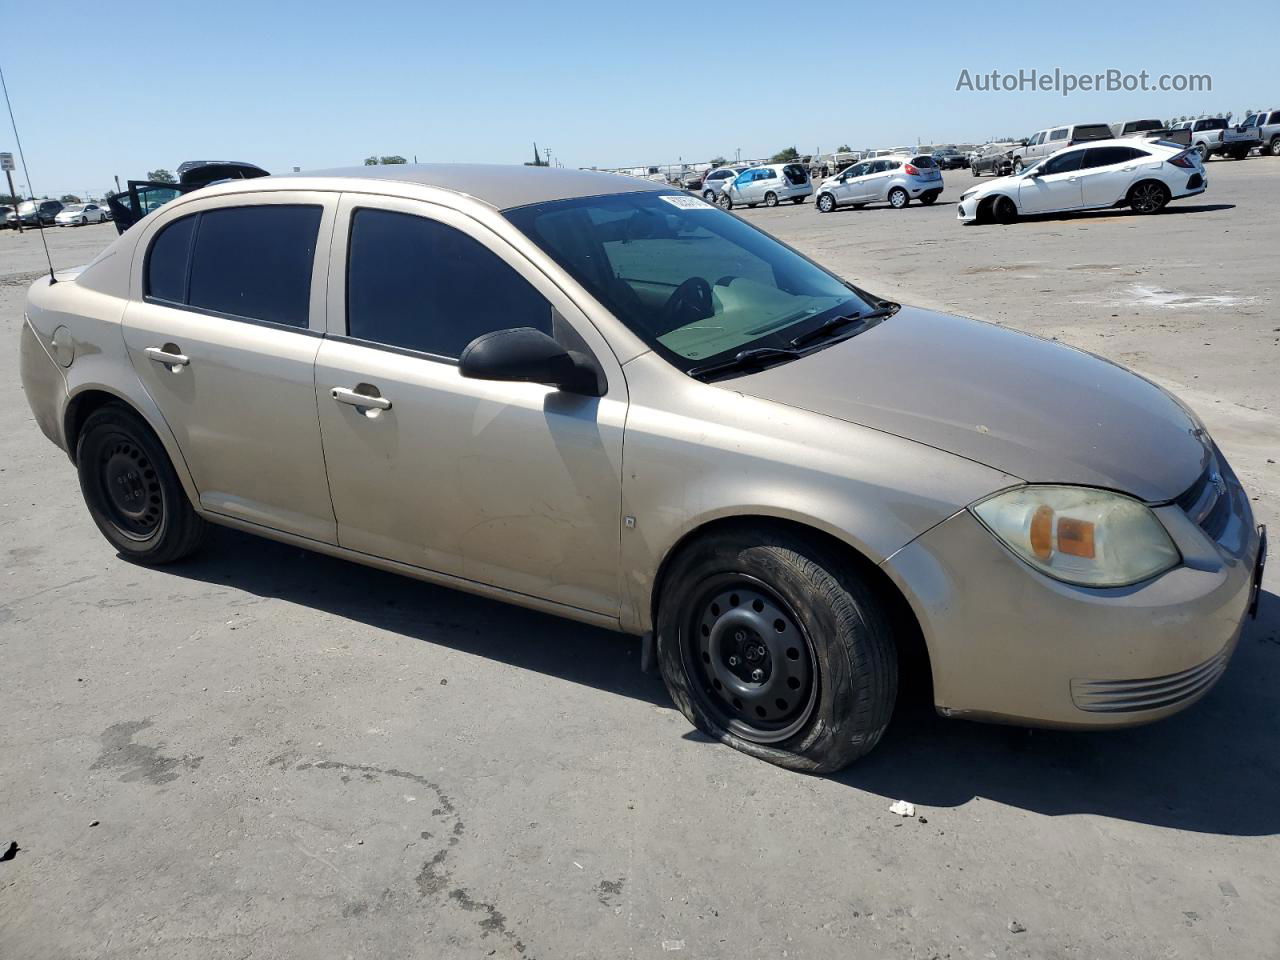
[[331, 386, 392, 410], [144, 345, 189, 367]]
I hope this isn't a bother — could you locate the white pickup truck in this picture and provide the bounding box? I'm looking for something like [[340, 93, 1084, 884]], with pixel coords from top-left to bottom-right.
[[1174, 117, 1262, 160], [1237, 109, 1280, 157]]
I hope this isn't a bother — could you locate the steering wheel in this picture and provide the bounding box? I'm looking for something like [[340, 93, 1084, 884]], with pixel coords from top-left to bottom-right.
[[659, 277, 714, 330]]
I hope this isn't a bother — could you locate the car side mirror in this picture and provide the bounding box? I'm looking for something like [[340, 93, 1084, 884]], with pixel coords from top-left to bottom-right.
[[459, 327, 604, 397]]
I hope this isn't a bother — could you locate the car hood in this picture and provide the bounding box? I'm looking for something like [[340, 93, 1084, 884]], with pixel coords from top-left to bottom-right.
[[728, 308, 1209, 502]]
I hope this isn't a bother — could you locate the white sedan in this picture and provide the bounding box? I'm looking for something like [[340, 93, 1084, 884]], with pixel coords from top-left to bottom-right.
[[54, 203, 109, 227], [956, 138, 1205, 224]]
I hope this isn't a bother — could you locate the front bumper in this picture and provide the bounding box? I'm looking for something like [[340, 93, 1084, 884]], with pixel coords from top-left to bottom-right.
[[882, 467, 1262, 728], [956, 196, 981, 222]]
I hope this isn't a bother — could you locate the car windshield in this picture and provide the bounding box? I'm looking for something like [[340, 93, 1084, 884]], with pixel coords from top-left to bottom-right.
[[505, 191, 872, 369]]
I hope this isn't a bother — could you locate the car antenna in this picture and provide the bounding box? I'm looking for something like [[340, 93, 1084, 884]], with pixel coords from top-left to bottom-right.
[[0, 59, 57, 284]]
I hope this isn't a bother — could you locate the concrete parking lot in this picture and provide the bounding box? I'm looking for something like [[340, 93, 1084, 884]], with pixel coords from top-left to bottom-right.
[[1, 161, 1277, 960]]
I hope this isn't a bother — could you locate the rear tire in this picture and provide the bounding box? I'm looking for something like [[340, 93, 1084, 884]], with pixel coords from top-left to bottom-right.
[[790, 196, 804, 204], [703, 189, 717, 203], [888, 187, 909, 209], [764, 191, 778, 207], [76, 403, 207, 564], [919, 192, 939, 205], [656, 527, 897, 773], [1271, 137, 1280, 157], [816, 193, 835, 213], [1128, 180, 1170, 214]]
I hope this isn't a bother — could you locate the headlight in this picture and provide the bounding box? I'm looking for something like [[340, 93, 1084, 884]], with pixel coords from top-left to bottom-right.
[[961, 190, 976, 201], [971, 485, 1180, 587]]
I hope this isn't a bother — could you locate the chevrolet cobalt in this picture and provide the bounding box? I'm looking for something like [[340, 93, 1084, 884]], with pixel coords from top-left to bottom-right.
[[20, 165, 1265, 772]]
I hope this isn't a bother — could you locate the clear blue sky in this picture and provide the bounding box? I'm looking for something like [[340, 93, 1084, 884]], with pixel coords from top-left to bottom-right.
[[4, 0, 1276, 197]]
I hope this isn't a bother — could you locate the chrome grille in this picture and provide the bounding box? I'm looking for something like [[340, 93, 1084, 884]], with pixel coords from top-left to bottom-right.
[[1070, 646, 1232, 713]]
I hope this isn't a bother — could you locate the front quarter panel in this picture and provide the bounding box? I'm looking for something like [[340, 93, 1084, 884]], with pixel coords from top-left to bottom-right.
[[618, 352, 1018, 633]]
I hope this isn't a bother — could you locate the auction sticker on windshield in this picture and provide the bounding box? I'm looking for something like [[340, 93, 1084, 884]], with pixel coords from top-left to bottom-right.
[[661, 194, 714, 210]]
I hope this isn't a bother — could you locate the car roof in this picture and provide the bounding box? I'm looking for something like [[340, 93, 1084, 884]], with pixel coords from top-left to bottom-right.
[[244, 163, 668, 211]]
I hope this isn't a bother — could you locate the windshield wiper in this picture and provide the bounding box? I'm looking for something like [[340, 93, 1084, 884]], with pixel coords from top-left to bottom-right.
[[687, 346, 803, 382], [787, 302, 900, 348]]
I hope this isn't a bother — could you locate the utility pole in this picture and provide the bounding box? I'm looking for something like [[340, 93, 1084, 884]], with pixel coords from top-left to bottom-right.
[[2, 152, 21, 232]]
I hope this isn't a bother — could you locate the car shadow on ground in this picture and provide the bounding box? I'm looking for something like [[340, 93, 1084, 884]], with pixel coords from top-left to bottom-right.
[[839, 587, 1280, 836], [169, 528, 1277, 835], [170, 526, 665, 706], [1008, 204, 1237, 226]]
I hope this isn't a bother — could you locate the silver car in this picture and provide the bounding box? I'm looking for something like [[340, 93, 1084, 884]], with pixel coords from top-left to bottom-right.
[[19, 165, 1266, 773], [716, 163, 813, 209], [700, 166, 744, 202], [815, 154, 944, 212]]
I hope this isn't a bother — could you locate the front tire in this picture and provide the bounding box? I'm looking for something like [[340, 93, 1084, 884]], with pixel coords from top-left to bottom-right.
[[1012, 157, 1024, 174], [1196, 143, 1209, 162], [656, 527, 897, 773], [888, 187, 909, 209], [717, 192, 734, 210], [764, 191, 778, 207], [816, 193, 835, 213], [79, 216, 87, 225], [76, 404, 207, 564], [993, 195, 1018, 223]]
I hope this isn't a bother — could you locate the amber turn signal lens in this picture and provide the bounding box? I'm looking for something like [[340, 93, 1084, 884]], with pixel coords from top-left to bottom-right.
[[1057, 517, 1096, 558], [1029, 504, 1054, 559]]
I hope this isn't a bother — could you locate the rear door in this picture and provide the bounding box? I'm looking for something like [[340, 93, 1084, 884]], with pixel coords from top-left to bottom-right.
[[1079, 145, 1152, 206], [121, 193, 339, 542], [314, 194, 627, 615]]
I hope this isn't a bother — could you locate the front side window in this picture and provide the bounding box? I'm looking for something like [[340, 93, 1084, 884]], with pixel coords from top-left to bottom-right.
[[186, 206, 322, 328], [346, 208, 551, 359], [504, 192, 872, 369], [1042, 151, 1085, 175]]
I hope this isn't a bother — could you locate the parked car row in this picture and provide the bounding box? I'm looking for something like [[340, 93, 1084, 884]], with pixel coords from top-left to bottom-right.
[[3, 198, 114, 229]]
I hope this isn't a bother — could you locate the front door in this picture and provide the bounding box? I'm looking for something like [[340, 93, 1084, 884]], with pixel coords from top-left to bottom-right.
[[314, 195, 626, 616], [121, 194, 338, 542], [1017, 149, 1085, 213]]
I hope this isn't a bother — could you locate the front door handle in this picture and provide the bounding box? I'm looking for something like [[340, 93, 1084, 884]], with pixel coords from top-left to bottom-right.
[[144, 345, 189, 367], [331, 386, 392, 411]]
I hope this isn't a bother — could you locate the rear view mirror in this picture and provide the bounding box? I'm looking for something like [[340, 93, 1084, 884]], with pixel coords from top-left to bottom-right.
[[459, 327, 604, 397]]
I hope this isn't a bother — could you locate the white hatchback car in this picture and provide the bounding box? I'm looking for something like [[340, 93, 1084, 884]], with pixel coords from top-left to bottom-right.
[[956, 139, 1206, 224], [716, 163, 813, 209], [814, 154, 944, 212]]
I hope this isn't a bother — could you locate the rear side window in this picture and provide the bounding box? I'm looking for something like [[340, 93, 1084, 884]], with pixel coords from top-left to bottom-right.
[[186, 206, 322, 328], [1049, 129, 1068, 141], [1195, 118, 1227, 131], [346, 208, 551, 360], [1081, 146, 1140, 168], [1269, 112, 1280, 124], [146, 215, 197, 303]]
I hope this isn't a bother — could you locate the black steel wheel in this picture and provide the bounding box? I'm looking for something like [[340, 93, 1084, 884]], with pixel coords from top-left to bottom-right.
[[656, 525, 897, 772], [683, 576, 818, 744], [77, 403, 207, 564], [1128, 180, 1169, 214]]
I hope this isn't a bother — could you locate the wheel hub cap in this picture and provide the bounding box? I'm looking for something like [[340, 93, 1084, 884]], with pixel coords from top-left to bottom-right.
[[690, 582, 816, 742], [100, 440, 162, 536]]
